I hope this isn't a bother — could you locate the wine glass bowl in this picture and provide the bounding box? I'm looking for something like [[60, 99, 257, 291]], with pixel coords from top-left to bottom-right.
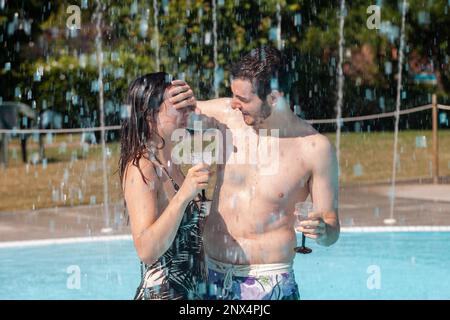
[[294, 201, 314, 254]]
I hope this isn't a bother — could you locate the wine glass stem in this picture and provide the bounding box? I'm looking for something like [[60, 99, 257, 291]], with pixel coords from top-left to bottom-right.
[[302, 234, 306, 247]]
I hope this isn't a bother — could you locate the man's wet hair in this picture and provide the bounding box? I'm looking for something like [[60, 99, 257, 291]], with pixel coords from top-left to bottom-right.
[[231, 46, 291, 100]]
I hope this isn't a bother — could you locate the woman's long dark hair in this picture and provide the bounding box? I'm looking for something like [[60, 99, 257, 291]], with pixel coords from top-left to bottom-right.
[[119, 72, 171, 186]]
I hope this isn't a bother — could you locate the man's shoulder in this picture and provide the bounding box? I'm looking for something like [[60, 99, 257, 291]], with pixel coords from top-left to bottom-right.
[[292, 126, 334, 162], [312, 132, 333, 149], [303, 132, 336, 171]]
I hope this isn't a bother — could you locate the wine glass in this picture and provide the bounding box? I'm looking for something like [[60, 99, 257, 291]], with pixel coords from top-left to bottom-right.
[[191, 152, 208, 200], [294, 201, 314, 254], [190, 152, 212, 217]]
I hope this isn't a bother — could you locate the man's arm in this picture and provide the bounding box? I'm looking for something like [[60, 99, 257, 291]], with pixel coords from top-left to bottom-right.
[[197, 98, 232, 127], [168, 80, 231, 126], [308, 134, 340, 246]]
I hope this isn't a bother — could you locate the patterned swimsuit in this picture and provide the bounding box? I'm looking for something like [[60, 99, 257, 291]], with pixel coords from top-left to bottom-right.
[[134, 167, 208, 300]]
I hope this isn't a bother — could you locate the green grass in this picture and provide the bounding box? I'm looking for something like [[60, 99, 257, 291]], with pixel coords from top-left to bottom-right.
[[0, 134, 123, 212], [1, 129, 449, 212], [325, 129, 450, 184]]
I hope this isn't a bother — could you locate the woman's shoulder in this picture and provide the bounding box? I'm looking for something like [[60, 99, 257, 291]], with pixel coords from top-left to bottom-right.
[[123, 155, 159, 187]]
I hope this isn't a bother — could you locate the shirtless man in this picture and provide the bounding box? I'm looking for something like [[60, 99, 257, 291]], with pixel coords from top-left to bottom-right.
[[174, 46, 339, 299]]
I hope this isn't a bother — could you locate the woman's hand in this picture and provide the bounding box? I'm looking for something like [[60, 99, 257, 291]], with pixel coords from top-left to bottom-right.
[[178, 162, 211, 201]]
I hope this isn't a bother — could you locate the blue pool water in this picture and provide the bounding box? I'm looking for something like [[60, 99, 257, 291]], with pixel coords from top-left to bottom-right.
[[0, 232, 449, 299]]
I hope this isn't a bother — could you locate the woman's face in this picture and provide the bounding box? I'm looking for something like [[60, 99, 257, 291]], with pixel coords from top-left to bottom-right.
[[155, 87, 198, 134]]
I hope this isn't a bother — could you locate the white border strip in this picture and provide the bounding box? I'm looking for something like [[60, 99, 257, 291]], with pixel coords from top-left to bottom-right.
[[341, 226, 450, 233], [0, 234, 132, 248], [1, 226, 450, 248]]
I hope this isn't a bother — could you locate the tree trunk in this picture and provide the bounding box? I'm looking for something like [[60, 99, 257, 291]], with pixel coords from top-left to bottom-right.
[[1, 133, 8, 167], [39, 133, 45, 161]]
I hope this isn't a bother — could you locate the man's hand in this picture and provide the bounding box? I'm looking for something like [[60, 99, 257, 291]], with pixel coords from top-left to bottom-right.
[[296, 211, 327, 242], [164, 80, 197, 111]]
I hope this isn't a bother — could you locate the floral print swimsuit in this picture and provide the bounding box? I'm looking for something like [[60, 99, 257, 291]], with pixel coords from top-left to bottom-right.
[[206, 257, 300, 300]]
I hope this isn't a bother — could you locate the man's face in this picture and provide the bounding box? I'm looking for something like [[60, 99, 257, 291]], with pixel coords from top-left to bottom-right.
[[230, 78, 271, 127]]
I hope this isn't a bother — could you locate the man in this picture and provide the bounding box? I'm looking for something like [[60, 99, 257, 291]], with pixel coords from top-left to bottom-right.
[[174, 46, 339, 300]]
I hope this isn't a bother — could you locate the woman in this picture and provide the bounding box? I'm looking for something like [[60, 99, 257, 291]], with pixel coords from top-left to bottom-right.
[[119, 72, 211, 300]]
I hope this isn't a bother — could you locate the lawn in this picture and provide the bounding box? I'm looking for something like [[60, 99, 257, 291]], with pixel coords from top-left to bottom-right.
[[1, 129, 449, 212]]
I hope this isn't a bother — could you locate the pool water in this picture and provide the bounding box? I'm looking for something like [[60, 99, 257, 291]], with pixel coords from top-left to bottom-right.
[[0, 232, 449, 299]]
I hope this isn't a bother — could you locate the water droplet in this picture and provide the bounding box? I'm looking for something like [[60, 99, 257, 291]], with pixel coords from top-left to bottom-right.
[[270, 78, 279, 90], [204, 32, 212, 45], [229, 194, 237, 210], [33, 70, 41, 82], [377, 97, 385, 112], [155, 166, 162, 177], [11, 148, 17, 160], [58, 142, 67, 154], [353, 163, 363, 177], [52, 188, 59, 202], [418, 11, 430, 25], [373, 207, 380, 218], [46, 133, 53, 145], [384, 61, 392, 75], [14, 87, 21, 98], [91, 80, 99, 92], [139, 18, 148, 37], [344, 217, 354, 226], [31, 153, 39, 165], [268, 27, 278, 41], [49, 220, 55, 233], [294, 13, 302, 26], [63, 169, 69, 183], [365, 89, 374, 101], [71, 151, 78, 162], [415, 136, 427, 148], [114, 68, 125, 79], [439, 112, 448, 125]]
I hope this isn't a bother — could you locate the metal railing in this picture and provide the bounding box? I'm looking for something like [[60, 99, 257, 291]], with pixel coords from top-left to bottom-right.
[[1, 96, 449, 182]]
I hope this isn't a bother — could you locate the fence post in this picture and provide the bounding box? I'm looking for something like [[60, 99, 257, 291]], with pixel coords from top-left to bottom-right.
[[432, 94, 439, 184]]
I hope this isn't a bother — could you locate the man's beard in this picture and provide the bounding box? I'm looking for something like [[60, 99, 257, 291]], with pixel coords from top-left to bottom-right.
[[260, 102, 272, 120], [251, 102, 272, 127]]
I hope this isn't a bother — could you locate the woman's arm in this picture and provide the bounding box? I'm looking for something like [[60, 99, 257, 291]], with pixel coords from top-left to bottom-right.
[[123, 157, 210, 265]]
